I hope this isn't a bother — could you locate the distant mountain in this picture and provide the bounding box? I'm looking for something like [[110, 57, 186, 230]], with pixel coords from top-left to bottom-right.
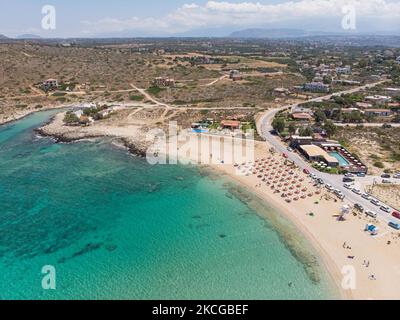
[[16, 34, 42, 39], [229, 28, 310, 39], [0, 34, 9, 39]]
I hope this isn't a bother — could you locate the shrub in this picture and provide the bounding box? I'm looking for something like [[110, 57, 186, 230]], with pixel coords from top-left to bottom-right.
[[373, 161, 385, 169], [64, 112, 79, 124], [129, 95, 144, 101]]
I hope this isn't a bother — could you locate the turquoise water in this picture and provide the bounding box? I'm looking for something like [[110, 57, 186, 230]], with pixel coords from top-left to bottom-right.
[[329, 152, 350, 167], [0, 111, 336, 300]]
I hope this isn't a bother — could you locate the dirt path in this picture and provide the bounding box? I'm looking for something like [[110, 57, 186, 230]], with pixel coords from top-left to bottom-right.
[[129, 83, 172, 108]]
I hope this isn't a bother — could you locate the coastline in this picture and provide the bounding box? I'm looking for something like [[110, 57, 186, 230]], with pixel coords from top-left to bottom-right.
[[5, 109, 400, 300], [209, 140, 400, 300], [0, 104, 74, 127], [209, 166, 348, 300], [34, 113, 345, 298]]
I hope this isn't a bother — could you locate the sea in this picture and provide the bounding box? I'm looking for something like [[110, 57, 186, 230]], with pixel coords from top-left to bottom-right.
[[0, 110, 338, 299]]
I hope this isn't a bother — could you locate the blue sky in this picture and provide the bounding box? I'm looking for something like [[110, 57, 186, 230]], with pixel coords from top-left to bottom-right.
[[1, 0, 399, 37]]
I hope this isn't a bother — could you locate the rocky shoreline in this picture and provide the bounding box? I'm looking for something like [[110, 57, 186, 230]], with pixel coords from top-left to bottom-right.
[[36, 111, 152, 157]]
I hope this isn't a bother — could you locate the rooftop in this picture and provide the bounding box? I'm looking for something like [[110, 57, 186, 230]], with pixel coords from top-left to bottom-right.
[[300, 145, 339, 164]]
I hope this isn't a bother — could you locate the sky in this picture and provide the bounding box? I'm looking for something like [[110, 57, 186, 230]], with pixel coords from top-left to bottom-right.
[[0, 0, 399, 38]]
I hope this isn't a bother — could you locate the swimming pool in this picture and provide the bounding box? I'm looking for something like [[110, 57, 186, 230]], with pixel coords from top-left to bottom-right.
[[329, 152, 350, 167]]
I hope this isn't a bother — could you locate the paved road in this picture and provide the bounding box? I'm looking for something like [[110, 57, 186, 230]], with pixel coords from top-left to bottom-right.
[[257, 81, 399, 227]]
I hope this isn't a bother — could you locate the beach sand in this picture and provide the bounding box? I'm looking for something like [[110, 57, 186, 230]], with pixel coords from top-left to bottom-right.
[[208, 140, 400, 300]]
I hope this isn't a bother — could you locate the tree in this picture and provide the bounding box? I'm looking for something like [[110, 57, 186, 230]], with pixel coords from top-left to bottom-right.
[[272, 117, 286, 134], [63, 112, 79, 124], [299, 126, 313, 137], [323, 120, 337, 137], [314, 110, 327, 123], [288, 123, 296, 135]]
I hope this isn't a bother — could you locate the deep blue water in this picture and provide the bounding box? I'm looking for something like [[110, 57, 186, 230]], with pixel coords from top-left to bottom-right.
[[0, 110, 336, 299]]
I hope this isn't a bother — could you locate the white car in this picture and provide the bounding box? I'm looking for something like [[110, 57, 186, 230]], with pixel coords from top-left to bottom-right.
[[352, 188, 362, 195], [325, 184, 333, 191], [366, 210, 377, 218], [371, 199, 381, 206], [380, 206, 391, 213], [344, 184, 352, 190], [362, 193, 371, 200], [394, 174, 400, 179]]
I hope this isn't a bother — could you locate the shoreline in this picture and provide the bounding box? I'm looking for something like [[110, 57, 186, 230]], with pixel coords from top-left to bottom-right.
[[0, 104, 75, 127], [4, 109, 400, 300], [35, 118, 345, 298], [212, 166, 348, 300]]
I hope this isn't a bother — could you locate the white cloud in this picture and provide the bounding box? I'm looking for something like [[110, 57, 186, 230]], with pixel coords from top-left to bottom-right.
[[81, 0, 400, 36]]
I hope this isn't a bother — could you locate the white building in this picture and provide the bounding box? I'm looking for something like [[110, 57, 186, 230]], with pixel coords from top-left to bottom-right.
[[365, 95, 391, 104], [304, 82, 330, 93], [336, 66, 352, 75]]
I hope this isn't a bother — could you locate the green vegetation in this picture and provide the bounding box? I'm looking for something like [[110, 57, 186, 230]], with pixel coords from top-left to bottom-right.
[[63, 112, 79, 124], [146, 86, 165, 96], [272, 117, 286, 134], [129, 95, 144, 101], [52, 92, 67, 97], [373, 161, 385, 169]]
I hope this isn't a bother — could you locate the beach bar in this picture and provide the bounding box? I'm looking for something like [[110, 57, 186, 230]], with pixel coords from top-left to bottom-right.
[[299, 145, 339, 167]]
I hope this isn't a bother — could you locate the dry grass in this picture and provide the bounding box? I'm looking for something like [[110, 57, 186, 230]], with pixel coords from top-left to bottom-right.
[[334, 127, 400, 175], [366, 184, 400, 211]]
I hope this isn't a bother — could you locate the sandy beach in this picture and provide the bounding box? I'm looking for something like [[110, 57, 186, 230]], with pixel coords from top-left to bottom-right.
[[37, 112, 400, 300], [209, 140, 400, 300]]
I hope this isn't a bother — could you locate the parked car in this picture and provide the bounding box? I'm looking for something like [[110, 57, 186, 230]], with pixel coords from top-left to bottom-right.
[[394, 174, 400, 179], [334, 190, 345, 199], [389, 222, 400, 230], [392, 211, 400, 220], [345, 173, 354, 178], [352, 188, 362, 195], [371, 199, 380, 206], [344, 183, 352, 190], [357, 173, 366, 178], [283, 153, 288, 159], [343, 177, 355, 183], [287, 147, 293, 152], [366, 210, 377, 219], [354, 204, 364, 212], [382, 179, 392, 184], [362, 193, 371, 200], [303, 169, 310, 175], [381, 174, 391, 179], [325, 184, 333, 191], [380, 206, 391, 213]]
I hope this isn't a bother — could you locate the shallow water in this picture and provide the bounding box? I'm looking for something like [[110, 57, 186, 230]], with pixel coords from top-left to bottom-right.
[[0, 111, 337, 299]]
